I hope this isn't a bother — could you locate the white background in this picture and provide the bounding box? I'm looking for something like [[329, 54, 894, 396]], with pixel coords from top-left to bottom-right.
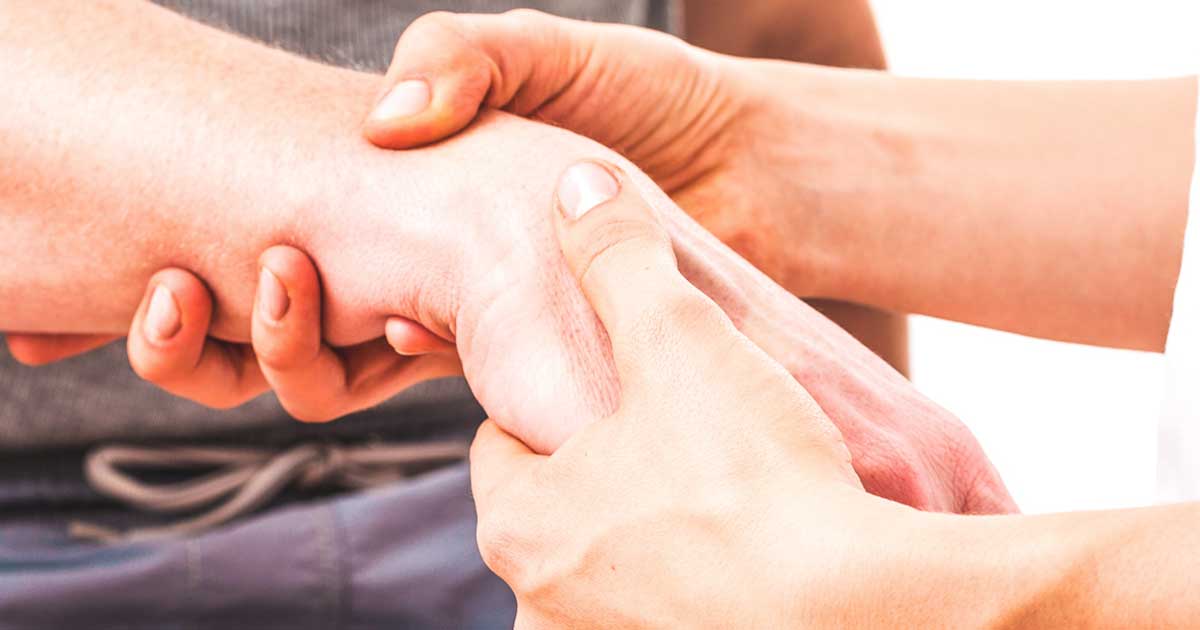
[[869, 0, 1200, 513]]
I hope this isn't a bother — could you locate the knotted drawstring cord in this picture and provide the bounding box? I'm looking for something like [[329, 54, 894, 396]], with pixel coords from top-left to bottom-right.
[[69, 441, 468, 543]]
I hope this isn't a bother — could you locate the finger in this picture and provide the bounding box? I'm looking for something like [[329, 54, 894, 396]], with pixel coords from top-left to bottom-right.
[[6, 333, 119, 366], [553, 161, 733, 388], [385, 317, 456, 356], [468, 419, 540, 518], [363, 9, 593, 148], [127, 269, 267, 408], [253, 246, 461, 423]]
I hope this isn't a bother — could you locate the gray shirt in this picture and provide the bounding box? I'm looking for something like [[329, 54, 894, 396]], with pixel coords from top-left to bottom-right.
[[0, 0, 677, 451]]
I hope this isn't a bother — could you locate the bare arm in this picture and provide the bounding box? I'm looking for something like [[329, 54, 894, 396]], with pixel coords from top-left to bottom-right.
[[683, 0, 908, 373], [748, 63, 1197, 351], [468, 158, 1200, 629], [1, 0, 372, 339], [0, 0, 642, 449], [948, 502, 1200, 627]]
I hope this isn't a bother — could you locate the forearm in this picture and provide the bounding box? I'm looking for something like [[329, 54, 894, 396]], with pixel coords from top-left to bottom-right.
[[945, 502, 1200, 628], [746, 62, 1196, 351], [0, 1, 667, 451], [684, 0, 908, 374], [0, 0, 378, 339]]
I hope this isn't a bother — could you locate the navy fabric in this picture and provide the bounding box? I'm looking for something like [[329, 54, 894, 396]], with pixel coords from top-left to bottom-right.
[[0, 464, 511, 629]]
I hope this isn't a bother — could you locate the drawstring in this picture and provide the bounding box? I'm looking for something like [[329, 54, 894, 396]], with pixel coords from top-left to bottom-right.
[[69, 441, 468, 544]]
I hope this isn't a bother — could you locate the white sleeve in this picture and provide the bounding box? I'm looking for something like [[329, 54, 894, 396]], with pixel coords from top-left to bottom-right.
[[1158, 76, 1200, 503]]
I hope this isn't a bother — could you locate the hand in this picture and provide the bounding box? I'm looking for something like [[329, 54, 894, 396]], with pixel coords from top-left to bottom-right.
[[6, 333, 119, 365], [8, 247, 461, 421], [470, 160, 967, 628], [475, 166, 1200, 628], [362, 9, 818, 294], [354, 14, 1013, 513]]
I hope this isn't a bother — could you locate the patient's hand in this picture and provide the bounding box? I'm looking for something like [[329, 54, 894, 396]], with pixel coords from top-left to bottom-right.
[[7, 249, 460, 420]]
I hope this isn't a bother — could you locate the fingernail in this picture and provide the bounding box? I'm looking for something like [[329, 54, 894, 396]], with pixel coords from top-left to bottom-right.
[[258, 267, 289, 323], [370, 79, 431, 121], [557, 161, 620, 220], [145, 285, 181, 343]]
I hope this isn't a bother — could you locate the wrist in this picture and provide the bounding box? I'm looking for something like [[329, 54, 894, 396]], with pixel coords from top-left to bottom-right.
[[734, 59, 918, 303], [942, 511, 1116, 629]]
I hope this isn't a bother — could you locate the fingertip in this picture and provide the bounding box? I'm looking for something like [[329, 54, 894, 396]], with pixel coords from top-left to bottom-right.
[[128, 269, 213, 382], [365, 12, 496, 149], [134, 269, 212, 350], [251, 246, 328, 376], [554, 160, 622, 222], [362, 96, 480, 150], [149, 268, 212, 330], [6, 335, 55, 366], [385, 317, 455, 356], [258, 246, 319, 296], [255, 245, 319, 328], [551, 160, 677, 325]]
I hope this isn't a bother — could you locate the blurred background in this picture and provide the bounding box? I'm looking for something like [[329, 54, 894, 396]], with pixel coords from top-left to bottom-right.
[[870, 0, 1200, 513]]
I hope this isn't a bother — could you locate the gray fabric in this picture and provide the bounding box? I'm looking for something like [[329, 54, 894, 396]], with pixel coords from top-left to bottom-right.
[[0, 341, 484, 450], [152, 0, 677, 72]]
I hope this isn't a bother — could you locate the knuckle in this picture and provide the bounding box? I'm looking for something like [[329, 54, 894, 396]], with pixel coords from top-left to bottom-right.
[[468, 422, 496, 462], [660, 288, 724, 330], [502, 7, 549, 24], [408, 10, 460, 39], [475, 512, 524, 583], [252, 339, 303, 373], [575, 218, 667, 285], [396, 11, 461, 58], [252, 330, 319, 374], [621, 287, 723, 350]]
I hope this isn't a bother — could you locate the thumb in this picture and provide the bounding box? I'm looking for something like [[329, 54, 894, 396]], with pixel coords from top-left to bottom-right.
[[556, 162, 863, 486], [553, 160, 734, 393], [363, 10, 591, 148]]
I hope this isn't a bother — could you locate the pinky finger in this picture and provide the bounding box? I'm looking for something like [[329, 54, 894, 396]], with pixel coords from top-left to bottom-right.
[[6, 333, 120, 366]]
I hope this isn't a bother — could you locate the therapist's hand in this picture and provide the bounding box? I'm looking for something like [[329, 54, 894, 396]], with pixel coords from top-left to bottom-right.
[[364, 11, 1015, 516], [471, 161, 971, 628], [363, 10, 814, 294], [476, 165, 1200, 628]]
